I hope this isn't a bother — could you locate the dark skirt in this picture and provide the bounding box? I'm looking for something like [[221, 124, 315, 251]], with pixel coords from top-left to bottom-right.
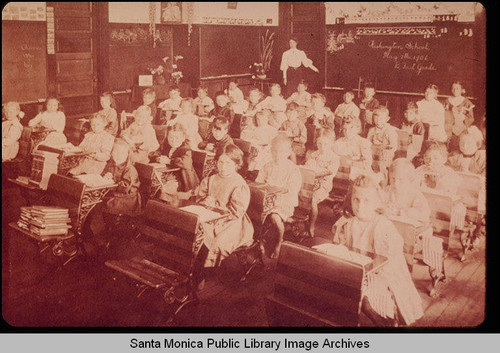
[[285, 66, 304, 98]]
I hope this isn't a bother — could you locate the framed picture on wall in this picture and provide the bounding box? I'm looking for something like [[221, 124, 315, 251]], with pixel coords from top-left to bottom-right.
[[227, 2, 238, 10], [161, 2, 182, 24]]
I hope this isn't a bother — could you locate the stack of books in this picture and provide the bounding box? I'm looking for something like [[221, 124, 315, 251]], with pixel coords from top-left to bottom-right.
[[17, 206, 72, 237]]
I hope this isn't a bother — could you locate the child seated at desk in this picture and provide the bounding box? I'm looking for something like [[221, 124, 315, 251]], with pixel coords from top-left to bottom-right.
[[444, 81, 475, 152], [401, 102, 425, 136], [447, 128, 486, 176], [306, 93, 335, 135], [167, 97, 202, 150], [281, 102, 307, 163], [225, 80, 248, 115], [258, 84, 287, 130], [417, 84, 447, 143], [241, 88, 264, 131], [256, 134, 302, 259], [209, 92, 234, 126], [334, 91, 360, 137], [101, 138, 142, 217], [333, 117, 373, 172], [367, 107, 398, 172], [359, 84, 380, 135], [158, 85, 182, 124], [28, 97, 67, 148], [416, 141, 461, 194], [332, 175, 423, 326], [96, 92, 119, 137], [194, 144, 254, 268], [69, 114, 114, 175], [241, 109, 278, 172], [193, 85, 214, 118], [286, 80, 311, 122], [305, 131, 339, 237], [120, 106, 160, 164], [2, 101, 24, 162], [198, 116, 234, 160], [156, 123, 199, 194]]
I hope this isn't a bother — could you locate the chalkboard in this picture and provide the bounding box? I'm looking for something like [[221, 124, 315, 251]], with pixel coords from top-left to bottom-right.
[[2, 21, 47, 103], [325, 22, 477, 97], [200, 26, 260, 79]]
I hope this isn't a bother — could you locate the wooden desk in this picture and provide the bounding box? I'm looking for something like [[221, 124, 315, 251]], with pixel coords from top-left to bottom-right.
[[265, 241, 388, 326], [135, 162, 180, 199], [8, 177, 47, 206], [247, 181, 287, 225], [37, 144, 88, 176], [192, 149, 216, 180]]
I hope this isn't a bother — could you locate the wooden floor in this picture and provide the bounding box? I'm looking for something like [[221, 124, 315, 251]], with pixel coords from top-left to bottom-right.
[[2, 185, 485, 328]]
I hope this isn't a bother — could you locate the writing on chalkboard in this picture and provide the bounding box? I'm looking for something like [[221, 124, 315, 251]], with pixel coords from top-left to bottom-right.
[[368, 40, 437, 76]]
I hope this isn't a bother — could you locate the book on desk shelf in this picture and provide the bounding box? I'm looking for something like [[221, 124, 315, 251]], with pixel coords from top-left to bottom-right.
[[17, 206, 72, 237], [179, 205, 227, 223]]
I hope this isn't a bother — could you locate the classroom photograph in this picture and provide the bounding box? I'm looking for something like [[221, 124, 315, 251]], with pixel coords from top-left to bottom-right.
[[2, 2, 486, 328]]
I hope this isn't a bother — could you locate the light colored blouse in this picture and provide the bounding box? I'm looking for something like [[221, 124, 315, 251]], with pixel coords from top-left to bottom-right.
[[2, 119, 23, 161], [28, 111, 66, 133], [280, 48, 313, 71]]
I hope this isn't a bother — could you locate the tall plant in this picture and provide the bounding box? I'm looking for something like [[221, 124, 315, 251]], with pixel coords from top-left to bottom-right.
[[259, 29, 275, 73]]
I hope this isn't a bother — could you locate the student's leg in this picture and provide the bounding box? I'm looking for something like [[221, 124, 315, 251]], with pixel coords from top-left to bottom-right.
[[268, 213, 285, 259], [309, 197, 319, 237], [259, 213, 285, 259], [360, 296, 397, 327]]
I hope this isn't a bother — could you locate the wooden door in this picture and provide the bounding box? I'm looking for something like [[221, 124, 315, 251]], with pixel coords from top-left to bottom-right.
[[51, 2, 97, 117]]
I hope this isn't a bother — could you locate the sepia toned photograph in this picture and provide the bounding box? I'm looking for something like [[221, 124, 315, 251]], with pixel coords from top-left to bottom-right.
[[2, 2, 486, 328]]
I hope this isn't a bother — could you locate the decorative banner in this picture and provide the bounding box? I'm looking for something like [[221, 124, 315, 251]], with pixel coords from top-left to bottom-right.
[[46, 6, 55, 54], [2, 2, 46, 21], [109, 25, 172, 46]]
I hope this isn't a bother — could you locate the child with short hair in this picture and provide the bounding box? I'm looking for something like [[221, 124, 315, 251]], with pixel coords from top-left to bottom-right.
[[334, 90, 360, 137], [333, 117, 372, 170], [101, 138, 142, 216], [286, 80, 312, 122], [257, 84, 287, 130], [306, 93, 336, 134], [447, 128, 486, 176], [359, 84, 380, 135], [209, 92, 234, 126], [120, 105, 160, 164], [401, 102, 425, 136], [2, 101, 24, 162], [96, 92, 119, 136], [198, 116, 234, 160], [331, 174, 423, 326], [305, 131, 339, 236], [194, 144, 254, 267], [256, 134, 302, 259], [241, 87, 264, 131], [69, 115, 114, 175], [417, 84, 447, 142], [158, 85, 182, 124], [444, 81, 475, 152], [281, 102, 307, 162], [167, 97, 202, 150], [415, 141, 460, 194], [367, 106, 398, 169], [193, 86, 214, 118], [28, 97, 67, 148]]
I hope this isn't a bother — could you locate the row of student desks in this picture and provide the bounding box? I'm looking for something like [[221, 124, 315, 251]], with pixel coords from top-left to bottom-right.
[[5, 140, 485, 326]]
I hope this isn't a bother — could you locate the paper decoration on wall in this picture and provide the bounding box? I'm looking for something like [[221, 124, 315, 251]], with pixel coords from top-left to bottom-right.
[[2, 2, 46, 21], [110, 25, 172, 46], [161, 2, 182, 24], [46, 6, 55, 54], [325, 2, 475, 25]]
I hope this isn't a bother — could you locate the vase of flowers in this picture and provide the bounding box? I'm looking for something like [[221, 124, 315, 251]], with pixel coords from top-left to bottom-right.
[[168, 55, 184, 85], [250, 63, 267, 79], [249, 30, 275, 80]]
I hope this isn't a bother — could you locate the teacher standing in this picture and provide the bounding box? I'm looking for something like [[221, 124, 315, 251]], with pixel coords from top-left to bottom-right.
[[280, 37, 319, 98]]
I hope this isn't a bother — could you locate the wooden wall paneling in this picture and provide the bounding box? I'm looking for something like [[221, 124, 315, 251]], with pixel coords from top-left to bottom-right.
[[50, 2, 98, 117]]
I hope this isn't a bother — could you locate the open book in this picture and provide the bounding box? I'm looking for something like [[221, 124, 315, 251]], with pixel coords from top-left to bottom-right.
[[74, 174, 116, 188], [312, 243, 372, 266], [179, 205, 227, 223]]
